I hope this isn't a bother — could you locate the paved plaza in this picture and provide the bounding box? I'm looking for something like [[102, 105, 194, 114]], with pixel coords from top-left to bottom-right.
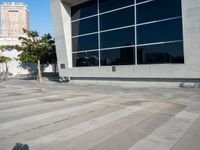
[[0, 79, 200, 150]]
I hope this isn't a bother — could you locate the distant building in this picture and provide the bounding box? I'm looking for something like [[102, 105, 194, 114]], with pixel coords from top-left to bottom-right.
[[0, 2, 29, 38]]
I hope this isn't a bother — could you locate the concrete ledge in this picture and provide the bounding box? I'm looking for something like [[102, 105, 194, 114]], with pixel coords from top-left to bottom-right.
[[69, 78, 200, 89], [60, 64, 200, 79]]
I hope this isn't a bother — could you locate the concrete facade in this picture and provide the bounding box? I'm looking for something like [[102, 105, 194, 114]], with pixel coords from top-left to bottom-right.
[[0, 39, 30, 77], [50, 0, 200, 80]]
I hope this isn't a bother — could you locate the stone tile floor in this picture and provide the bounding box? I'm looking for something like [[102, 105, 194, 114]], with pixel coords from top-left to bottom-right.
[[0, 79, 200, 150]]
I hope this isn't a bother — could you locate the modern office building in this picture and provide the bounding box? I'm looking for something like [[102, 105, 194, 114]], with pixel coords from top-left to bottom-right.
[[50, 0, 200, 80], [0, 2, 29, 38]]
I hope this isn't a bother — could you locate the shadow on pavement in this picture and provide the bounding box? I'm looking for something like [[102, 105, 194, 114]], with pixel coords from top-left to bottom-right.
[[17, 73, 61, 83], [12, 143, 29, 150]]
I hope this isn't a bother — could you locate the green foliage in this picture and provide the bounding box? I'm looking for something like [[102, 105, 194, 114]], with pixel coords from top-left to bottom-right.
[[0, 56, 11, 63], [0, 29, 57, 65], [0, 45, 7, 51], [0, 45, 17, 51], [13, 29, 57, 65]]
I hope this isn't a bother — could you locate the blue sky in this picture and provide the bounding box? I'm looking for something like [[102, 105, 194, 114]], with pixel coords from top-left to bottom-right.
[[0, 0, 53, 36]]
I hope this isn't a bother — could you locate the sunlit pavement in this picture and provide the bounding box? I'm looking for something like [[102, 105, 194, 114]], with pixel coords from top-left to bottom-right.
[[0, 79, 200, 150]]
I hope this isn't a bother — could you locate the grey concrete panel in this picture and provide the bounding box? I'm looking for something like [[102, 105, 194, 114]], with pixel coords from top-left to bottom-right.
[[182, 0, 200, 65], [65, 64, 200, 79]]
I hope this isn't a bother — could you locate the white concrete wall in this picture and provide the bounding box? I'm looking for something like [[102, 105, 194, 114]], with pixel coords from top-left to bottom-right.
[[0, 49, 30, 77], [182, 0, 200, 65], [50, 0, 200, 80], [50, 0, 72, 77], [43, 64, 58, 73], [0, 39, 30, 77]]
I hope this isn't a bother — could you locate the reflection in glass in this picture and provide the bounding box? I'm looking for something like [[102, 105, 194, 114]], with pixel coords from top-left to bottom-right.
[[72, 34, 98, 52], [73, 51, 99, 67], [101, 47, 135, 66], [137, 0, 182, 23], [100, 6, 134, 31], [99, 0, 134, 13], [137, 18, 183, 44], [71, 0, 97, 20], [136, 0, 149, 3], [100, 27, 135, 49], [71, 0, 184, 67], [72, 16, 98, 36], [137, 42, 184, 64]]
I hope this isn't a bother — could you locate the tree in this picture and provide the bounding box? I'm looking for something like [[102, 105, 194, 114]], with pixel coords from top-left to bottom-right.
[[0, 56, 11, 81], [0, 46, 12, 81], [40, 34, 57, 75], [15, 29, 56, 83]]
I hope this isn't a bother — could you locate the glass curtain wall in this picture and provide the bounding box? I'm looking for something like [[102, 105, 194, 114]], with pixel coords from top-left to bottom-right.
[[71, 0, 184, 67]]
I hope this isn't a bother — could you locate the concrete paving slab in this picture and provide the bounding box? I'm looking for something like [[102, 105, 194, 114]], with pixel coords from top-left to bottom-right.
[[49, 103, 174, 150], [1, 105, 117, 150], [0, 79, 199, 150], [25, 102, 155, 150], [171, 117, 200, 150], [127, 107, 200, 150]]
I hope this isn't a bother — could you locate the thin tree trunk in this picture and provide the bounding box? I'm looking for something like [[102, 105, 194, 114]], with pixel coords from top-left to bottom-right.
[[54, 63, 57, 75], [5, 61, 8, 80], [2, 62, 5, 81], [37, 60, 43, 83], [0, 51, 5, 81]]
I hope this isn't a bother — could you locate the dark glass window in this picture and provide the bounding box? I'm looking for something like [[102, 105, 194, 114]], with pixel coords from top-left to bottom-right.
[[101, 47, 135, 66], [71, 0, 184, 67], [100, 27, 135, 49], [100, 7, 134, 31], [71, 0, 97, 20], [137, 42, 184, 64], [73, 51, 99, 67], [72, 16, 98, 36], [137, 0, 182, 23], [137, 18, 183, 44], [99, 0, 134, 13], [72, 34, 98, 52]]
